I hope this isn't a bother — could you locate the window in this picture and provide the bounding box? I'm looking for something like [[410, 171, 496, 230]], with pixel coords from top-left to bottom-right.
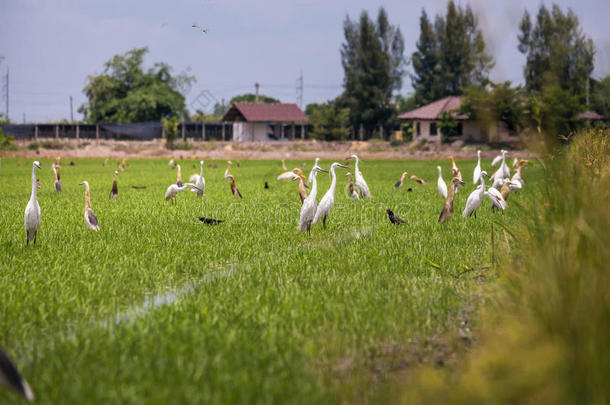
[[416, 122, 421, 136], [430, 122, 437, 136]]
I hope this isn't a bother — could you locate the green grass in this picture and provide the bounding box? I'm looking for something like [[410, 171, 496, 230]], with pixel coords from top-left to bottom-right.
[[0, 157, 537, 404]]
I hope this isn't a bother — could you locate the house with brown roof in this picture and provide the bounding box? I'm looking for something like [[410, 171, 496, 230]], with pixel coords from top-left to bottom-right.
[[397, 96, 518, 143], [222, 103, 309, 142]]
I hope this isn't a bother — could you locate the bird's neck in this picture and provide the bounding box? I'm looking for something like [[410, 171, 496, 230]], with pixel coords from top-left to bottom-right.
[[479, 175, 486, 194], [85, 187, 92, 209], [328, 169, 338, 193], [401, 172, 407, 182], [30, 166, 37, 199], [354, 159, 359, 174], [446, 181, 457, 202], [200, 164, 203, 177], [310, 173, 318, 198]]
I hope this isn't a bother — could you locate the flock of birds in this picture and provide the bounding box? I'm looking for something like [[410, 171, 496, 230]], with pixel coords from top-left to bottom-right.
[[9, 150, 530, 401]]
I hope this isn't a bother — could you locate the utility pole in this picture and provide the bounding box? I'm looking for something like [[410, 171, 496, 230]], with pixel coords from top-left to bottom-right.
[[586, 76, 590, 107], [70, 95, 74, 122], [255, 82, 260, 103], [296, 70, 303, 109]]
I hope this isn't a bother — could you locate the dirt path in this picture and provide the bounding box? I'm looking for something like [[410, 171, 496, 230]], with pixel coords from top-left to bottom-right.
[[4, 139, 533, 160]]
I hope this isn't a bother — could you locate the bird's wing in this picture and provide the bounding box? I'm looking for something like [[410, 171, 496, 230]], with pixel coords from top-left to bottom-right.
[[394, 180, 402, 188], [87, 209, 99, 227]]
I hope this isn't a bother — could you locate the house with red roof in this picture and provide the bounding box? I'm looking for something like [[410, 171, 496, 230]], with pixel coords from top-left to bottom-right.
[[397, 96, 519, 143], [222, 103, 309, 142]]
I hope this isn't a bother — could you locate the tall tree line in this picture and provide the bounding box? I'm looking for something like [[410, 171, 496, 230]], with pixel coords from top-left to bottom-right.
[[410, 1, 494, 106]]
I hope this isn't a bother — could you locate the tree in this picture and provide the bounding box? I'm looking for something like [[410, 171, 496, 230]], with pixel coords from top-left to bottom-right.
[[518, 4, 595, 96], [591, 76, 610, 126], [79, 48, 194, 123], [229, 94, 279, 105], [540, 86, 584, 136], [306, 102, 350, 141], [411, 1, 494, 105], [339, 7, 405, 138]]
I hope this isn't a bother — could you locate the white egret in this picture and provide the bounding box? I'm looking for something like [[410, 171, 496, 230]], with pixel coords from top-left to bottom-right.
[[491, 150, 509, 181], [313, 163, 349, 228], [79, 181, 100, 231], [24, 161, 41, 245], [486, 187, 507, 212], [224, 161, 232, 179], [473, 150, 482, 184], [307, 157, 320, 184], [439, 177, 465, 223], [190, 160, 205, 197], [463, 171, 489, 218], [277, 171, 299, 181], [165, 182, 199, 203], [491, 151, 504, 167], [109, 170, 118, 199], [512, 157, 519, 168], [346, 172, 359, 199], [281, 159, 287, 171], [291, 171, 308, 203], [437, 166, 447, 199], [394, 172, 407, 189], [348, 154, 371, 198], [0, 347, 35, 402], [298, 166, 327, 236]]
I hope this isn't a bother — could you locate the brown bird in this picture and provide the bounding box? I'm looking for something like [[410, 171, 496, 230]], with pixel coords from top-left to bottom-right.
[[450, 156, 462, 181], [109, 170, 118, 199], [79, 181, 100, 230], [386, 209, 406, 225], [291, 170, 308, 203], [346, 172, 359, 199], [438, 177, 465, 223], [410, 175, 427, 185], [227, 175, 242, 198], [52, 163, 62, 192], [176, 164, 183, 187], [394, 172, 408, 189]]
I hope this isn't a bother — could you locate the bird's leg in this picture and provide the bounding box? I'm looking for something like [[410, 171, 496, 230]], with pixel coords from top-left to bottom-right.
[[34, 231, 37, 244], [474, 210, 477, 218], [323, 215, 327, 229], [26, 231, 29, 246], [307, 224, 311, 238]]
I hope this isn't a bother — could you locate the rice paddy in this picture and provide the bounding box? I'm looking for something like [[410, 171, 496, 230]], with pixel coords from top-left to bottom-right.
[[0, 157, 537, 404]]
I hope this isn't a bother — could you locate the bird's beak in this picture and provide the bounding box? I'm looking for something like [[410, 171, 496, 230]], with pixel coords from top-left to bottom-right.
[[35, 163, 41, 169], [336, 164, 349, 169], [319, 168, 329, 173], [79, 182, 85, 186], [191, 186, 202, 191], [482, 172, 490, 178], [458, 180, 465, 186]]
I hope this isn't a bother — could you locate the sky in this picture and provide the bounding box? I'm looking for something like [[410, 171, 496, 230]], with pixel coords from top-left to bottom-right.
[[0, 0, 609, 123]]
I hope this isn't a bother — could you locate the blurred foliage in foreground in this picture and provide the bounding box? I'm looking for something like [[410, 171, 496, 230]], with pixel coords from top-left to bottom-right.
[[391, 129, 610, 403]]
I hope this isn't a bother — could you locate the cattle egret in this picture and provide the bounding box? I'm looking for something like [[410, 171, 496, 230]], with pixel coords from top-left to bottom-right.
[[486, 187, 507, 212], [165, 182, 199, 203], [52, 163, 61, 192], [437, 166, 448, 199], [103, 158, 109, 167], [24, 161, 41, 245], [298, 166, 327, 236], [473, 150, 482, 184], [0, 347, 35, 402], [281, 159, 287, 171], [176, 164, 183, 187], [394, 172, 408, 189], [109, 170, 118, 199], [198, 217, 223, 224], [439, 177, 465, 223], [512, 157, 519, 168], [277, 170, 299, 181], [226, 175, 242, 198], [291, 170, 308, 203], [500, 180, 521, 202], [169, 159, 176, 169], [346, 172, 359, 200], [190, 160, 205, 197], [307, 158, 321, 184], [78, 181, 100, 231], [313, 163, 348, 228], [491, 150, 509, 181], [348, 154, 371, 198], [224, 161, 232, 179], [511, 159, 528, 186], [449, 156, 462, 181], [463, 171, 489, 218], [410, 175, 427, 185], [386, 209, 405, 225]]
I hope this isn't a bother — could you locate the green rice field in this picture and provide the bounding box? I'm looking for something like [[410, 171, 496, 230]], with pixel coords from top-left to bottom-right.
[[0, 157, 537, 404]]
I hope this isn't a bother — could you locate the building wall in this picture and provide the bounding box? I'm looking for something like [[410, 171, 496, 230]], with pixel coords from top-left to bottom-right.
[[232, 122, 273, 142], [411, 120, 519, 144], [413, 120, 442, 142]]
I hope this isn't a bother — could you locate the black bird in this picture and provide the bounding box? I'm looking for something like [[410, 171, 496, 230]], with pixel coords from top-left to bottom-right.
[[407, 188, 413, 192], [385, 209, 406, 225], [198, 217, 223, 225], [0, 347, 35, 402], [264, 182, 269, 189], [131, 185, 147, 190]]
